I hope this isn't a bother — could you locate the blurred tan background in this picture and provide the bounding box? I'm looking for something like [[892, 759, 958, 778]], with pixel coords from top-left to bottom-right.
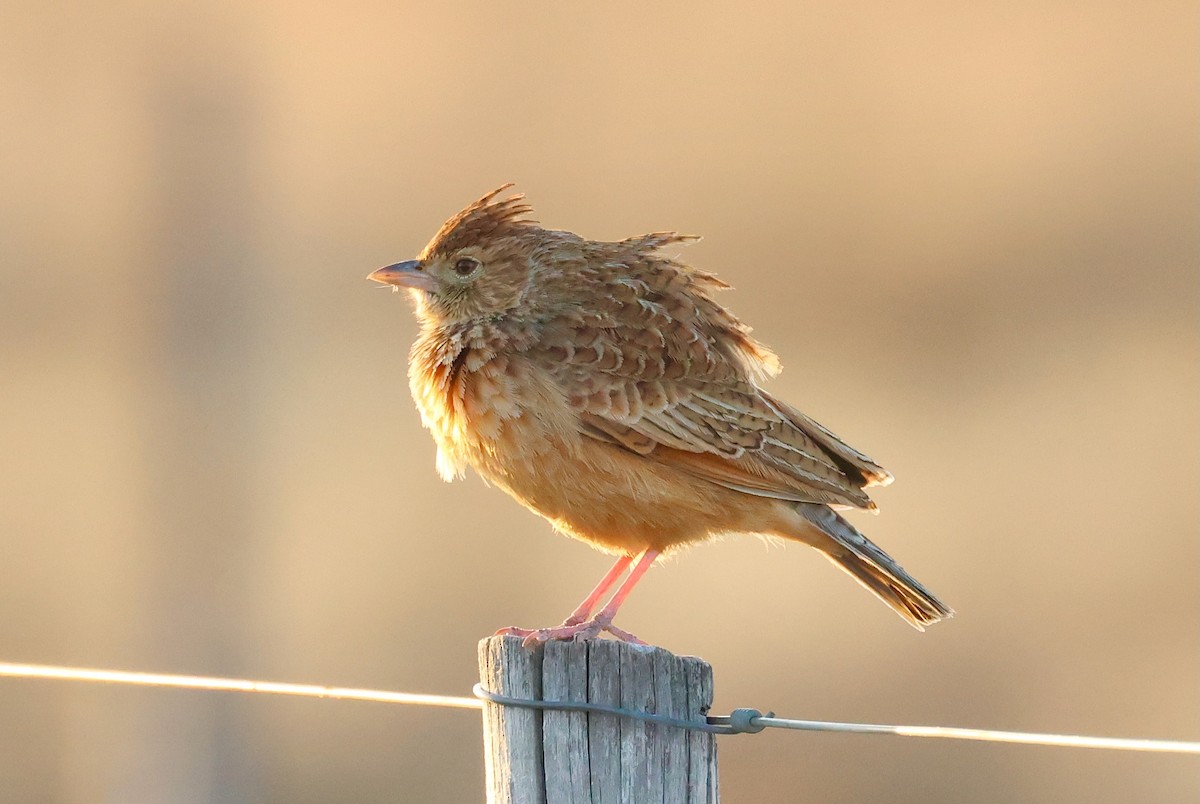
[[1, 2, 1197, 802]]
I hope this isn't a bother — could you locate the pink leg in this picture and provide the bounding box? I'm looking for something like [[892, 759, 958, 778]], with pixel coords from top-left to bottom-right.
[[495, 554, 634, 641], [501, 550, 661, 647], [590, 550, 657, 627], [562, 555, 633, 625]]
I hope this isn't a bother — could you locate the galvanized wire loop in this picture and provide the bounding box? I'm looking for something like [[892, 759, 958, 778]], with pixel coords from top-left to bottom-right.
[[472, 683, 758, 734], [473, 684, 1200, 754]]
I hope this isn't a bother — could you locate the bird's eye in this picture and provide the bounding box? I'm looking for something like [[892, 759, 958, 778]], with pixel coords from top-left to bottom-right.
[[453, 257, 481, 277]]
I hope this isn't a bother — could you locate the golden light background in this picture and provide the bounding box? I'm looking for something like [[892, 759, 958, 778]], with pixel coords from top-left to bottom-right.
[[1, 2, 1197, 801]]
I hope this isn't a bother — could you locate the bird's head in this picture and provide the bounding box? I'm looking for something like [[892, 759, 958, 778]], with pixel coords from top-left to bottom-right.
[[369, 185, 563, 327]]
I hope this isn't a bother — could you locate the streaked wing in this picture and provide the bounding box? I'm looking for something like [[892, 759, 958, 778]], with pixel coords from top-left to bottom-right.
[[534, 254, 887, 510], [576, 389, 874, 510]]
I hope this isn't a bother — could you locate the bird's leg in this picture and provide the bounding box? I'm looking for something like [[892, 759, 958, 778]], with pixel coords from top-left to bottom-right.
[[504, 550, 660, 647], [586, 549, 658, 643], [495, 554, 633, 641], [559, 554, 633, 626]]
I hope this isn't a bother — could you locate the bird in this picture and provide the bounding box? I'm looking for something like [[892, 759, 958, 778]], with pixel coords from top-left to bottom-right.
[[369, 185, 952, 645]]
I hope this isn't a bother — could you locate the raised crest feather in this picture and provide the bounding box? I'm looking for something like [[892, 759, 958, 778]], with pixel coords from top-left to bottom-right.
[[420, 184, 538, 259]]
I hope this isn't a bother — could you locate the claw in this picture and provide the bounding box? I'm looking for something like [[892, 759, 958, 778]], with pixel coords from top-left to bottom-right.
[[601, 622, 647, 646], [495, 616, 645, 647], [494, 550, 658, 648]]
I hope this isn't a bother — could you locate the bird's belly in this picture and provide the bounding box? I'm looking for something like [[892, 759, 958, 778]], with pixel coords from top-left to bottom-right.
[[413, 353, 772, 555], [477, 428, 762, 556]]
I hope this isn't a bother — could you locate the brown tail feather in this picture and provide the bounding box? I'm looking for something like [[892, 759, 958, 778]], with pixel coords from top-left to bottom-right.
[[795, 503, 953, 630]]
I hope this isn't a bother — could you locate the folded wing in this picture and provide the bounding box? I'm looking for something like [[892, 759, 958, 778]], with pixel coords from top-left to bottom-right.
[[533, 250, 890, 511]]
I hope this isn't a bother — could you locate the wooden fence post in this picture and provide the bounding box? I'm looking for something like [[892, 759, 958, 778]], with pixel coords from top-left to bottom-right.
[[479, 635, 718, 803]]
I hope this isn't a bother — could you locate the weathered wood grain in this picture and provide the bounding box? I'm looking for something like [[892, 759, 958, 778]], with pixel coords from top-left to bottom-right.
[[479, 636, 718, 803], [542, 640, 591, 803], [480, 637, 547, 804]]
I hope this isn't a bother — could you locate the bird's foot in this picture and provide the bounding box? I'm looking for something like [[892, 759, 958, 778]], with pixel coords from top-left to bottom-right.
[[495, 616, 647, 648], [600, 621, 647, 646]]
